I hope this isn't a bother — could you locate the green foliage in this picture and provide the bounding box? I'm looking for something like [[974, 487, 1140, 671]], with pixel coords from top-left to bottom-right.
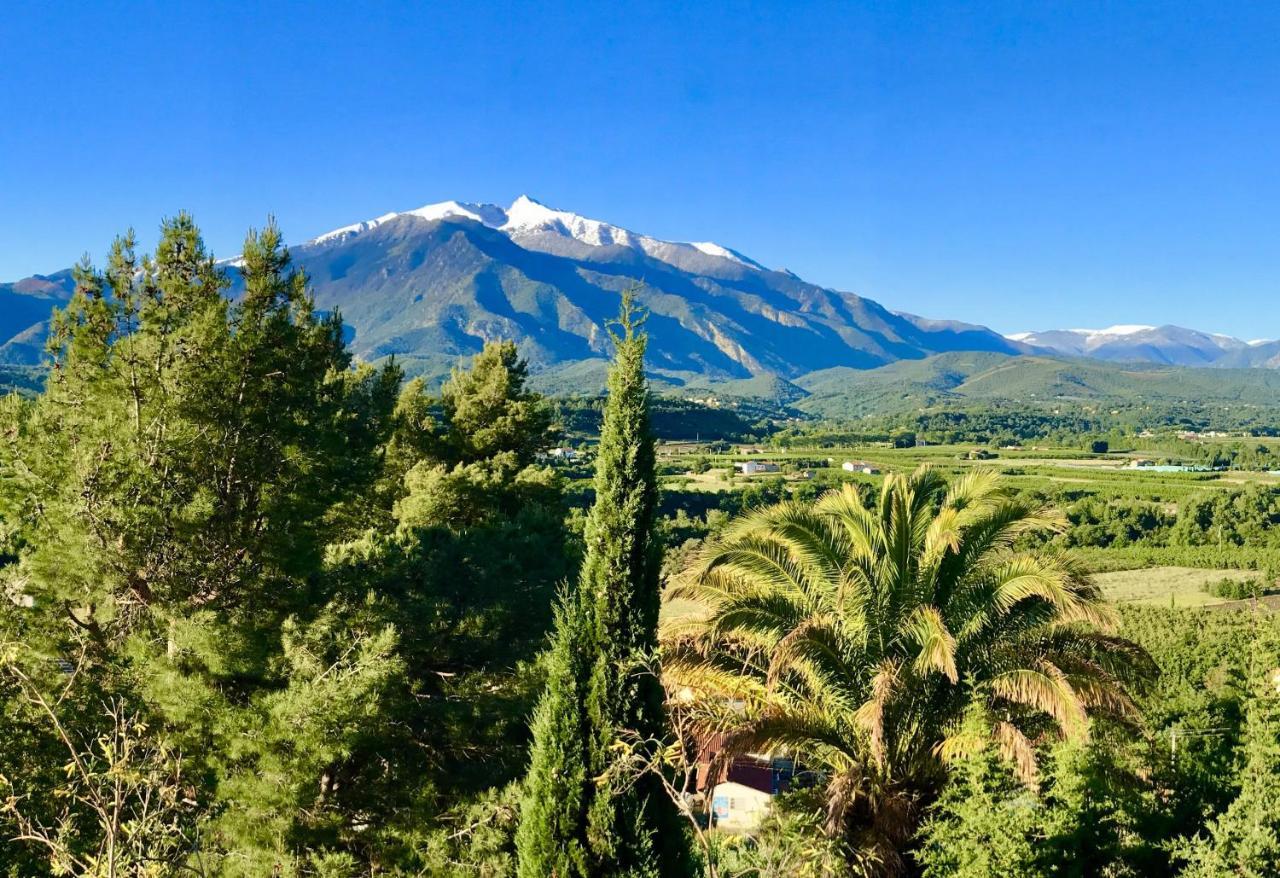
[[515, 586, 596, 877], [0, 216, 570, 876], [1037, 734, 1168, 877], [442, 339, 556, 466], [421, 783, 523, 877], [0, 216, 410, 874], [665, 467, 1153, 873], [554, 394, 767, 442], [916, 709, 1043, 877], [724, 788, 872, 878], [518, 292, 694, 878], [325, 341, 572, 832], [0, 684, 197, 878], [1175, 637, 1280, 877], [1202, 576, 1264, 600], [917, 718, 1167, 878]]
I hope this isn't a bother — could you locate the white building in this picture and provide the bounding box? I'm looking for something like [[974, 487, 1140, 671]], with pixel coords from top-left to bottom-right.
[[736, 460, 780, 475], [842, 460, 880, 474], [710, 781, 774, 832]]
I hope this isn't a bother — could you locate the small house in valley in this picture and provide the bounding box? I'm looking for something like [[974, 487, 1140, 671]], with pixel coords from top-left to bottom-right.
[[695, 733, 796, 833]]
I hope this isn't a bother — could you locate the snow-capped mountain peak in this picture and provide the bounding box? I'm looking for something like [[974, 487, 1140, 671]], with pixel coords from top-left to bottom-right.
[[1005, 323, 1275, 367], [311, 200, 504, 244], [308, 195, 766, 271], [403, 200, 507, 228], [1066, 324, 1156, 339], [499, 195, 642, 248]]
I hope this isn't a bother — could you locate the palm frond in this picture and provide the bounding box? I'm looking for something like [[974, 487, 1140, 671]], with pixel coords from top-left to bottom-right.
[[989, 662, 1087, 736], [899, 604, 959, 683], [658, 465, 1145, 866], [854, 659, 902, 767], [943, 467, 1007, 514], [992, 720, 1040, 787]]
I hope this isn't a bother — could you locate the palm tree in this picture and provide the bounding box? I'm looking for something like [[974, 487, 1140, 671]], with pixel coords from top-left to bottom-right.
[[662, 466, 1152, 874]]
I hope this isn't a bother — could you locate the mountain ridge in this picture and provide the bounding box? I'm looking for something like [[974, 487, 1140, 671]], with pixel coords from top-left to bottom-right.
[[3, 197, 1275, 386], [1008, 324, 1280, 368], [234, 197, 1028, 381], [792, 350, 1280, 419]]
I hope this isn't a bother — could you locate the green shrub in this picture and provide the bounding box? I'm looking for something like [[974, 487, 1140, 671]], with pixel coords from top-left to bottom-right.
[[1202, 577, 1264, 600]]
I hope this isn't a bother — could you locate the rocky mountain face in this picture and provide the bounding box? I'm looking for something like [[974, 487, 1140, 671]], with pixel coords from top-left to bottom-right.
[[2, 197, 1026, 382]]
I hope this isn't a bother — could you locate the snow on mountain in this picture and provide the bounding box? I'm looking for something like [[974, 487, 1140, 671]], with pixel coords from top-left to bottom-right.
[[407, 200, 508, 228], [309, 195, 766, 271], [1006, 324, 1263, 367], [1006, 325, 1155, 344], [1067, 324, 1156, 338], [312, 213, 401, 245], [500, 194, 643, 246], [311, 201, 506, 245], [687, 241, 767, 270]]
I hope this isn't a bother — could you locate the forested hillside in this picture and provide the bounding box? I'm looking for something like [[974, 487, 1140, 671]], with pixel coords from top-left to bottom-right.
[[795, 351, 1280, 418]]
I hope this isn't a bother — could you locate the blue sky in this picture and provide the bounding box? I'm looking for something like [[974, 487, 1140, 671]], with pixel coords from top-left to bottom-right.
[[4, 1, 1278, 337]]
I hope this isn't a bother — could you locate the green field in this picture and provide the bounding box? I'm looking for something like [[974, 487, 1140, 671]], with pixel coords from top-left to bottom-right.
[[648, 436, 1280, 613], [1093, 566, 1264, 607]]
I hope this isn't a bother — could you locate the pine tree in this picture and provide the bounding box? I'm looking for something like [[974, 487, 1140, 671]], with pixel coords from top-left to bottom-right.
[[916, 707, 1044, 878], [1, 215, 404, 875], [1178, 665, 1280, 877], [517, 291, 693, 877], [441, 339, 555, 467]]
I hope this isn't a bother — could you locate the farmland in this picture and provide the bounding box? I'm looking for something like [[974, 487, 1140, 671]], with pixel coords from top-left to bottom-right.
[[638, 435, 1280, 601]]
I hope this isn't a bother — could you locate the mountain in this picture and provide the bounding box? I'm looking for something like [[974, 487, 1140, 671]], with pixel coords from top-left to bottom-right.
[[793, 350, 1280, 419], [10, 197, 1277, 388], [0, 270, 76, 364], [0, 197, 1025, 381], [1009, 324, 1279, 368], [233, 195, 1027, 382]]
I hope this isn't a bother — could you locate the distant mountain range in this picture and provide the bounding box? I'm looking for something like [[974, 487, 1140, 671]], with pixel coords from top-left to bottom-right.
[[1007, 324, 1280, 369], [237, 195, 1029, 382], [2, 197, 1277, 391]]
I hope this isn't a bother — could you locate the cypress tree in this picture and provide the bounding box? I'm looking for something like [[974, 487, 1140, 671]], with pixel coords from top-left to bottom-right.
[[515, 585, 596, 877], [1178, 668, 1280, 876], [517, 291, 693, 877]]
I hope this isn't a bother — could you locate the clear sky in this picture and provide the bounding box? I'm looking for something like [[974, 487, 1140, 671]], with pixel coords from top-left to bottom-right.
[[4, 1, 1278, 337]]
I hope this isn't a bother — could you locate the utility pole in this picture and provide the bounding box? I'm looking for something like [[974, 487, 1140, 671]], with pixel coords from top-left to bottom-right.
[[1168, 726, 1230, 762]]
